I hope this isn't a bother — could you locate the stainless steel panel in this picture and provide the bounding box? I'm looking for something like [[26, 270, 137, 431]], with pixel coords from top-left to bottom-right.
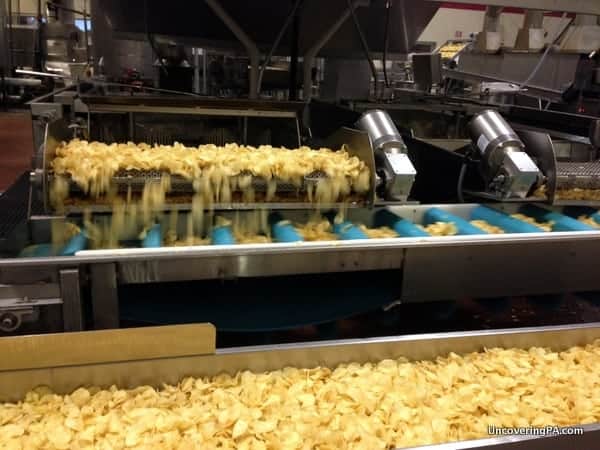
[[450, 53, 580, 100], [0, 265, 61, 284], [0, 283, 60, 301], [63, 202, 368, 215], [517, 129, 557, 202], [87, 103, 298, 118], [117, 248, 403, 284], [402, 238, 600, 302], [90, 263, 119, 329], [59, 269, 83, 332]]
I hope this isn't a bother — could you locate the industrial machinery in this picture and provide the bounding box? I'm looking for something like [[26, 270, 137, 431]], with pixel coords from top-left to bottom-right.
[[1, 1, 600, 448], [467, 109, 543, 199], [442, 4, 600, 115], [355, 109, 416, 202], [0, 85, 599, 337], [0, 0, 599, 335]]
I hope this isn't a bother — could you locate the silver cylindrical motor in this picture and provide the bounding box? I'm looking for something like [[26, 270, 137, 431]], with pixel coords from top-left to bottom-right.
[[468, 109, 525, 172], [356, 110, 407, 153], [355, 110, 415, 201], [468, 109, 541, 198]]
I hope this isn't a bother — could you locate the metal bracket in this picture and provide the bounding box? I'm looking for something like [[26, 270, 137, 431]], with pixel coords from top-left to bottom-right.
[[90, 263, 119, 330], [59, 269, 84, 332]]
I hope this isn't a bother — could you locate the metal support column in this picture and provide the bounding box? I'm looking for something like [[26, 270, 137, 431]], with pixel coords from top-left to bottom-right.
[[302, 0, 361, 100], [289, 1, 301, 100], [59, 268, 83, 331], [90, 263, 119, 329], [193, 48, 200, 94], [204, 0, 260, 99]]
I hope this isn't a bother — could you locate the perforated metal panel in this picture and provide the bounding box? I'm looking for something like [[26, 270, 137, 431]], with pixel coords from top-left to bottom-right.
[[50, 172, 338, 195], [556, 161, 600, 189]]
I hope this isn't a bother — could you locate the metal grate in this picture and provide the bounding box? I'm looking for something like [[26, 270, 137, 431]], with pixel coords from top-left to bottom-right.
[[50, 171, 333, 195], [556, 161, 600, 189]]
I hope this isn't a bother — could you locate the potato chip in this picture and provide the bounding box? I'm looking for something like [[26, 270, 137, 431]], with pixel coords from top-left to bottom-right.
[[2, 341, 600, 449]]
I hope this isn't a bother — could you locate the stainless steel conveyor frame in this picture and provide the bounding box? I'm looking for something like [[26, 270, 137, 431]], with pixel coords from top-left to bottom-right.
[[3, 203, 600, 330]]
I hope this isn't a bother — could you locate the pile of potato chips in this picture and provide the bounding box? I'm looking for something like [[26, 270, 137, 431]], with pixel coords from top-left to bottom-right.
[[556, 188, 600, 201], [51, 140, 371, 200], [1, 342, 599, 449]]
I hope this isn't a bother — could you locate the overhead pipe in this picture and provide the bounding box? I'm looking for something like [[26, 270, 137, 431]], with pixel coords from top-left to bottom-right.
[[302, 0, 363, 100], [204, 0, 260, 99]]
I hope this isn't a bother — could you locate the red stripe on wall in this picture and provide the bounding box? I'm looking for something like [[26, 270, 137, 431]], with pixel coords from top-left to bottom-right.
[[440, 2, 574, 18]]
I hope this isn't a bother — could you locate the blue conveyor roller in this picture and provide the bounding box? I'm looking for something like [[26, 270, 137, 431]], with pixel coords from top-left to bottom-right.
[[141, 224, 162, 248], [323, 211, 368, 240], [332, 221, 368, 240], [211, 225, 237, 245], [374, 209, 429, 237], [520, 205, 596, 232], [59, 231, 88, 256], [471, 206, 543, 233], [269, 213, 303, 243], [424, 208, 487, 235], [19, 244, 54, 258]]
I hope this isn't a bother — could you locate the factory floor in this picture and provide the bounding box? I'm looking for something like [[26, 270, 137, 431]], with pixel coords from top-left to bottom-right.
[[0, 112, 33, 193]]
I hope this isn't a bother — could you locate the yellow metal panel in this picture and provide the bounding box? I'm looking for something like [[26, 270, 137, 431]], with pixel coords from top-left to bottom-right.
[[0, 323, 216, 371]]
